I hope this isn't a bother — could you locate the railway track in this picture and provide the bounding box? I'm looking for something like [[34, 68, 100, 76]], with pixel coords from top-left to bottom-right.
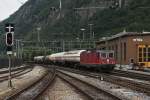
[[0, 65, 31, 74], [0, 68, 33, 82], [56, 66, 150, 96], [0, 65, 33, 82], [5, 67, 56, 100], [111, 69, 150, 81], [57, 69, 121, 100]]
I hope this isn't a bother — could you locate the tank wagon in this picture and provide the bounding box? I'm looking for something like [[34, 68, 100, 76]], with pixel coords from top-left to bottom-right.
[[49, 52, 65, 65], [34, 49, 116, 72], [34, 56, 44, 63]]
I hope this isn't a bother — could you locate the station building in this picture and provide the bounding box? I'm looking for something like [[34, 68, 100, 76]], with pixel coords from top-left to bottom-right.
[[96, 31, 150, 67]]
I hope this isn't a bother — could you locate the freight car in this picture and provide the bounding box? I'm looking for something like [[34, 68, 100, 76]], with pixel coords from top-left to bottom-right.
[[34, 49, 116, 72], [34, 56, 44, 63]]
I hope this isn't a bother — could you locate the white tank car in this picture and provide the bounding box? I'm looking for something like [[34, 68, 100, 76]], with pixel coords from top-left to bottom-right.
[[45, 55, 50, 60], [61, 50, 86, 62], [34, 56, 44, 63], [44, 55, 51, 63], [50, 52, 65, 62], [48, 50, 85, 63]]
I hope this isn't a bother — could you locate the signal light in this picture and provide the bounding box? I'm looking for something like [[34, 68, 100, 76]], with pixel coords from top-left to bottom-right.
[[5, 23, 14, 47], [5, 23, 14, 32], [6, 32, 14, 46]]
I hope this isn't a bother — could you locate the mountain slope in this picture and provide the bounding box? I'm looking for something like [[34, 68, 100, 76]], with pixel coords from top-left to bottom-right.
[[0, 0, 150, 41]]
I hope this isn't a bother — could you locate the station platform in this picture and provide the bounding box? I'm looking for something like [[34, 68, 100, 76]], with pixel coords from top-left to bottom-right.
[[115, 64, 150, 75], [0, 65, 47, 99]]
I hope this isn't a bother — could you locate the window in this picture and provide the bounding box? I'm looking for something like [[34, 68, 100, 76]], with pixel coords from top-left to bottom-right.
[[144, 48, 146, 52], [148, 58, 150, 62], [138, 46, 150, 62], [138, 47, 143, 62], [144, 53, 147, 57], [148, 48, 150, 52], [101, 53, 106, 58], [120, 43, 122, 61], [96, 52, 100, 58], [139, 58, 142, 62], [139, 53, 142, 57], [148, 47, 150, 61], [124, 42, 126, 61], [115, 45, 118, 60], [109, 53, 113, 58], [112, 46, 114, 50], [143, 47, 147, 62]]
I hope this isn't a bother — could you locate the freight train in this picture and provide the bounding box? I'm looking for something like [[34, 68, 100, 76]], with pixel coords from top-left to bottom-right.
[[34, 49, 116, 72]]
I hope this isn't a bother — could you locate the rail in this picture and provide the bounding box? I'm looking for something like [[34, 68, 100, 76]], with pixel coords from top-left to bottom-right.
[[56, 66, 150, 96], [5, 66, 56, 100], [57, 69, 121, 100]]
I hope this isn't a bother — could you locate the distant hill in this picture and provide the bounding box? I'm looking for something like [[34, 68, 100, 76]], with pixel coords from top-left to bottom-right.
[[0, 0, 150, 41]]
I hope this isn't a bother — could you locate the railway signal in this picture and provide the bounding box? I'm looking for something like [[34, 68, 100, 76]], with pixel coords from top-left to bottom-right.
[[5, 23, 14, 52], [5, 23, 15, 88]]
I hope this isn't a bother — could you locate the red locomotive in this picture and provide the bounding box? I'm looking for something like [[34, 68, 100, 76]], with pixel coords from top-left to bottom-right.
[[80, 50, 116, 72]]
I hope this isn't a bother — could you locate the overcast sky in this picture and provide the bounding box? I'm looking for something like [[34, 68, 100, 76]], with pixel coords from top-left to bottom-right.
[[0, 0, 28, 21]]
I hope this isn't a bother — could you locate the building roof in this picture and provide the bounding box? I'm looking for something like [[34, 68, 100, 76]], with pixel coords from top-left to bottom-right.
[[97, 31, 150, 43]]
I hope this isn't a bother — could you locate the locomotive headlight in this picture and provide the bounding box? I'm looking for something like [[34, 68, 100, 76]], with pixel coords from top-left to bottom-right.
[[107, 59, 109, 63]]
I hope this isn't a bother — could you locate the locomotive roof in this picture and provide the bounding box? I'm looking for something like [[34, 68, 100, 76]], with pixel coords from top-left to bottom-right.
[[97, 50, 114, 53], [86, 49, 114, 52]]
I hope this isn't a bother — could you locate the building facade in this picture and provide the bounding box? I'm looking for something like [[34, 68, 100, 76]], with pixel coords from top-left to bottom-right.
[[96, 31, 150, 67]]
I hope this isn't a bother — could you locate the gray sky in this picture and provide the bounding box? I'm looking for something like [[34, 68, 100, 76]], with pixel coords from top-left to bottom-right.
[[0, 0, 28, 21]]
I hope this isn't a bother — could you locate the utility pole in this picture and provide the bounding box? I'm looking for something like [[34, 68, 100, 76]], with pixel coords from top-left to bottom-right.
[[62, 40, 65, 51], [80, 28, 85, 40], [37, 27, 41, 43], [20, 40, 23, 59], [36, 27, 41, 52], [16, 39, 22, 59], [18, 40, 21, 59], [119, 0, 122, 8], [16, 40, 18, 58], [88, 24, 93, 40], [106, 39, 108, 50], [59, 0, 62, 18], [17, 40, 19, 58], [93, 32, 95, 40]]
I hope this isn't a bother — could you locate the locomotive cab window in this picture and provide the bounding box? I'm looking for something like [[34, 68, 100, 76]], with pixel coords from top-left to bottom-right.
[[96, 52, 100, 58], [109, 53, 114, 58], [101, 53, 106, 58]]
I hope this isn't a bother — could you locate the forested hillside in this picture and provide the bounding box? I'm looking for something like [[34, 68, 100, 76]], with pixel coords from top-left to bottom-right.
[[0, 0, 150, 41]]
